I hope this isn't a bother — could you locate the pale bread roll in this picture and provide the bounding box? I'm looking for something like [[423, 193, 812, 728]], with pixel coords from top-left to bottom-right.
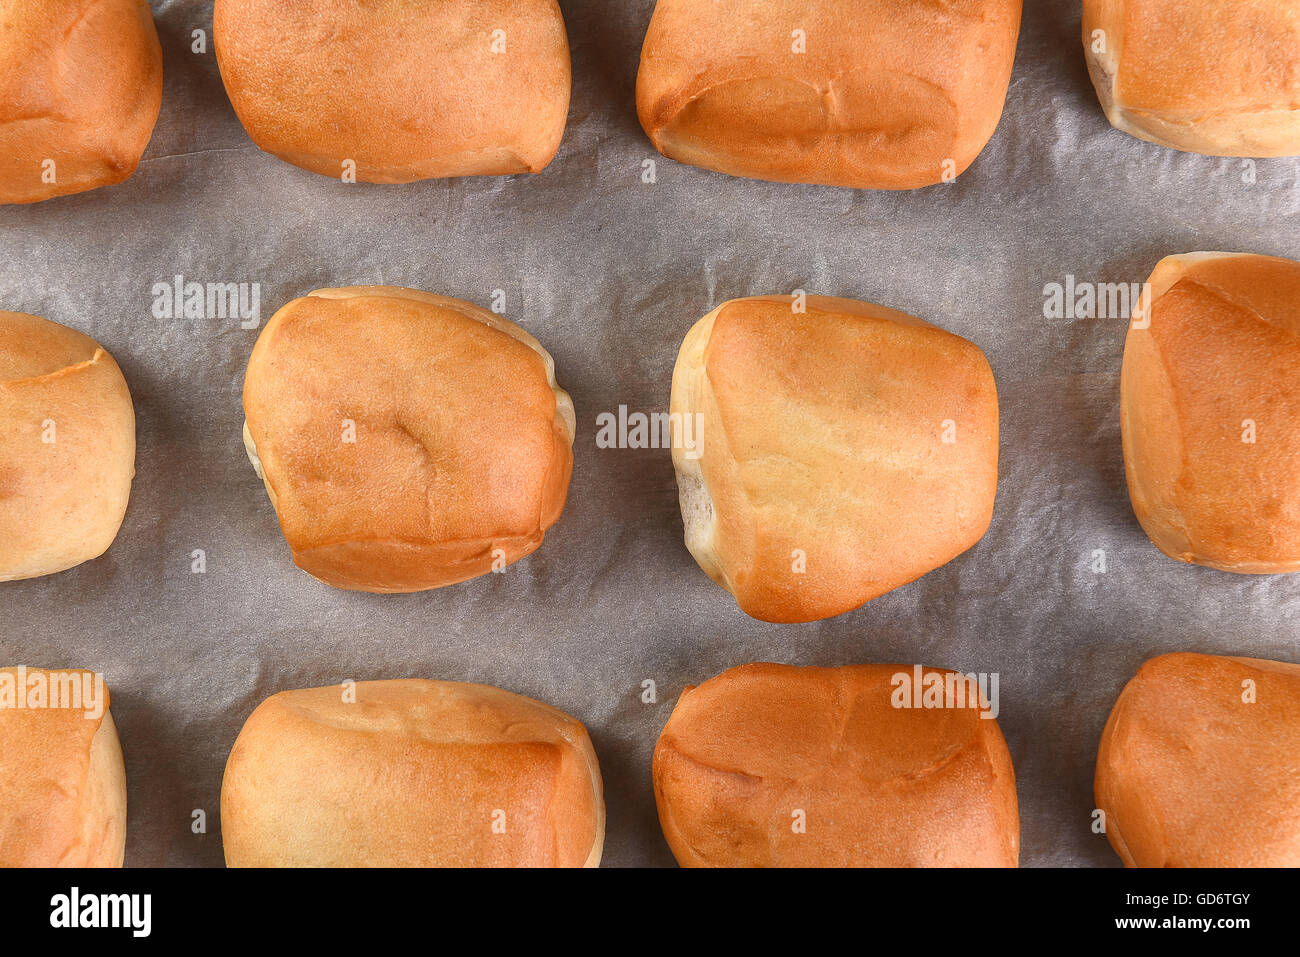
[[0, 311, 136, 581], [1096, 652, 1300, 867], [1121, 252, 1300, 573], [1083, 0, 1300, 156], [670, 295, 999, 623], [221, 679, 605, 868], [0, 667, 126, 867], [242, 286, 575, 593], [653, 662, 1019, 867], [636, 0, 1022, 189], [0, 0, 162, 204], [214, 0, 572, 182]]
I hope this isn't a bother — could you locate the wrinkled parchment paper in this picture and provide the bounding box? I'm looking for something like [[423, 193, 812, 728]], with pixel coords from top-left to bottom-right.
[[2, 0, 1297, 867]]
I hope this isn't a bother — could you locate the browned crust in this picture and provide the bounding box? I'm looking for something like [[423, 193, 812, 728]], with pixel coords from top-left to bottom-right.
[[214, 0, 571, 182], [0, 0, 162, 204], [242, 287, 574, 593], [653, 662, 1019, 867], [636, 0, 1022, 189], [671, 295, 999, 622], [1096, 652, 1300, 867], [1121, 253, 1300, 573], [221, 679, 604, 867]]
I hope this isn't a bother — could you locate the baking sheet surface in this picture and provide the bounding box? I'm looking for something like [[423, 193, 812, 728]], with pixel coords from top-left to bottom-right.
[[1, 0, 1297, 867]]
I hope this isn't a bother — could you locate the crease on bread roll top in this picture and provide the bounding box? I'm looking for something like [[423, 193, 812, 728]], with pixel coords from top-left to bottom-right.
[[0, 667, 127, 867], [1082, 0, 1300, 157], [636, 0, 1023, 189], [220, 679, 605, 867], [1095, 652, 1300, 867], [670, 295, 999, 623], [242, 286, 574, 593], [213, 0, 572, 182], [653, 662, 1020, 867], [0, 311, 136, 581], [0, 0, 162, 204], [1121, 252, 1300, 573]]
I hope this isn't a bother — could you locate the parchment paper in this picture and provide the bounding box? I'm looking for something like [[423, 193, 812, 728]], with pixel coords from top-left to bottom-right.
[[2, 0, 1297, 868]]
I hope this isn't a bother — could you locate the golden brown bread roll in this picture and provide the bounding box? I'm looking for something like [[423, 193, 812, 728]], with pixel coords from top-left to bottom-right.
[[636, 0, 1023, 189], [0, 667, 126, 867], [1096, 652, 1300, 867], [221, 679, 605, 867], [0, 0, 162, 204], [1083, 1, 1300, 157], [214, 0, 572, 182], [653, 662, 1019, 867], [1121, 253, 1300, 573], [0, 311, 136, 581], [670, 295, 999, 623], [242, 286, 574, 593]]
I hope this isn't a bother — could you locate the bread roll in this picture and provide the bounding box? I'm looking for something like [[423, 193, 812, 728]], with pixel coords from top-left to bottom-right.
[[1083, 1, 1300, 157], [1096, 652, 1300, 867], [670, 295, 999, 623], [0, 0, 162, 204], [636, 0, 1022, 190], [0, 667, 126, 867], [222, 679, 604, 867], [242, 286, 574, 593], [1121, 253, 1300, 573], [654, 662, 1019, 867], [0, 311, 136, 581], [214, 0, 571, 182]]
